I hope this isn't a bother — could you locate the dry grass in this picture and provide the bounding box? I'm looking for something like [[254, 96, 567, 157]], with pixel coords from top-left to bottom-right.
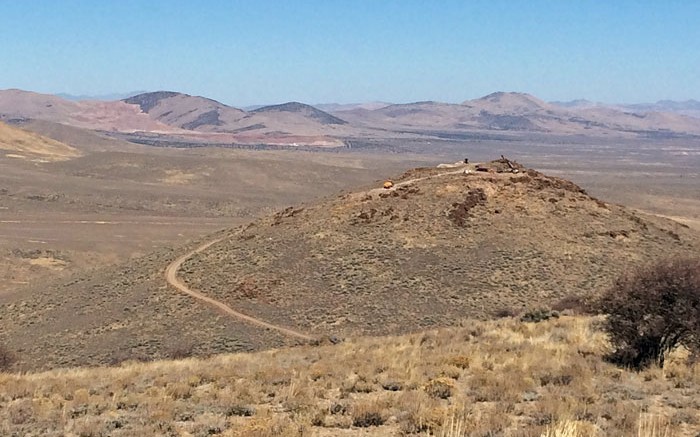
[[2, 316, 700, 436], [0, 121, 80, 160]]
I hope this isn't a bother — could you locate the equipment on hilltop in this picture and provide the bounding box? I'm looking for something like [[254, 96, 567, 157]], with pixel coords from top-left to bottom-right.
[[383, 180, 394, 189], [475, 156, 521, 173]]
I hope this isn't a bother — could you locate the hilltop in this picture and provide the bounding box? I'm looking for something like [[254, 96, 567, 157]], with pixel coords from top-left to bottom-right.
[[123, 91, 247, 131], [179, 162, 698, 337], [1, 161, 697, 371], [252, 102, 348, 125]]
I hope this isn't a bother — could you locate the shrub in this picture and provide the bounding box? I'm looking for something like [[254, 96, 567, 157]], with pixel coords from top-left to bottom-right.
[[424, 377, 454, 399], [596, 258, 700, 369], [166, 342, 194, 359], [520, 308, 559, 323], [0, 344, 16, 371], [351, 401, 386, 427], [493, 306, 518, 318], [550, 295, 591, 315]]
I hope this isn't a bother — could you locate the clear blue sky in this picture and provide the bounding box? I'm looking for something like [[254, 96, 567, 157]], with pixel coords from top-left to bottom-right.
[[1, 1, 698, 106]]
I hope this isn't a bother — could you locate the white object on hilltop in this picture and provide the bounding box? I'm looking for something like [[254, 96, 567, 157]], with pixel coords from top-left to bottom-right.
[[437, 161, 467, 169]]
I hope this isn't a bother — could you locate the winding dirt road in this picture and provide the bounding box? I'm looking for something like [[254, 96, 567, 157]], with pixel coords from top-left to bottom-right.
[[164, 236, 315, 341], [164, 168, 467, 340]]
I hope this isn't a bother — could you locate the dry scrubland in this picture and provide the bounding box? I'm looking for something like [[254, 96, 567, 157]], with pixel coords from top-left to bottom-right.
[[180, 166, 698, 338], [2, 162, 698, 371], [2, 316, 699, 436], [0, 121, 433, 296]]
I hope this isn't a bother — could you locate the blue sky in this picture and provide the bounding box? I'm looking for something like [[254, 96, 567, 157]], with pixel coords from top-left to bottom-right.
[[1, 1, 698, 106]]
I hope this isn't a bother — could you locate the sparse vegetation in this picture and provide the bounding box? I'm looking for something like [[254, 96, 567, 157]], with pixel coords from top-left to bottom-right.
[[1, 316, 699, 435], [448, 187, 487, 226], [597, 258, 700, 369], [0, 59, 698, 437]]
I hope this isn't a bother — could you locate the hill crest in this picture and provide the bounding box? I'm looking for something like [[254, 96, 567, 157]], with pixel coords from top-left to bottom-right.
[[171, 162, 699, 342], [122, 91, 183, 112], [252, 102, 348, 125]]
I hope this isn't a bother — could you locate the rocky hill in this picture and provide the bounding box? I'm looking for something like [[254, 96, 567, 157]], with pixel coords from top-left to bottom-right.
[[252, 102, 347, 125], [118, 93, 354, 144], [179, 162, 699, 337], [1, 161, 696, 371], [0, 89, 177, 133], [123, 91, 247, 131]]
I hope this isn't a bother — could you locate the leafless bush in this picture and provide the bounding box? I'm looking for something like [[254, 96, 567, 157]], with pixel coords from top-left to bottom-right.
[[596, 258, 700, 369], [166, 342, 195, 360]]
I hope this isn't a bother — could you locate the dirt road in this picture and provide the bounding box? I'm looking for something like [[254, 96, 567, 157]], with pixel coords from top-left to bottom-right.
[[366, 168, 466, 197], [164, 168, 467, 340], [164, 236, 315, 341]]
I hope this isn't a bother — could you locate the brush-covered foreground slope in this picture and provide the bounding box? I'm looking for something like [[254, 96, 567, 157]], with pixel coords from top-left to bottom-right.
[[2, 316, 700, 436], [180, 165, 698, 336]]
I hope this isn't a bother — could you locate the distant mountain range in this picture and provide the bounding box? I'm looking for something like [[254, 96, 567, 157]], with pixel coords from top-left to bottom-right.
[[551, 98, 700, 118], [55, 91, 147, 101], [1, 88, 699, 147]]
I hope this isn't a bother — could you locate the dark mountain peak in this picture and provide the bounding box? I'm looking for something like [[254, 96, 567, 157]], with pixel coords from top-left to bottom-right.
[[123, 91, 184, 113], [464, 92, 551, 114], [385, 101, 445, 108], [476, 91, 543, 105], [252, 102, 347, 125], [550, 99, 597, 108], [254, 101, 310, 113]]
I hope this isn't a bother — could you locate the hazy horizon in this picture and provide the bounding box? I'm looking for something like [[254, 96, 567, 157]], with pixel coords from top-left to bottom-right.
[[2, 1, 699, 107], [36, 89, 700, 108]]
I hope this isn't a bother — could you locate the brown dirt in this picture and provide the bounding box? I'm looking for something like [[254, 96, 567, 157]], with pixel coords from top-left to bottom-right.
[[177, 166, 699, 342], [162, 170, 471, 342], [164, 235, 314, 341]]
